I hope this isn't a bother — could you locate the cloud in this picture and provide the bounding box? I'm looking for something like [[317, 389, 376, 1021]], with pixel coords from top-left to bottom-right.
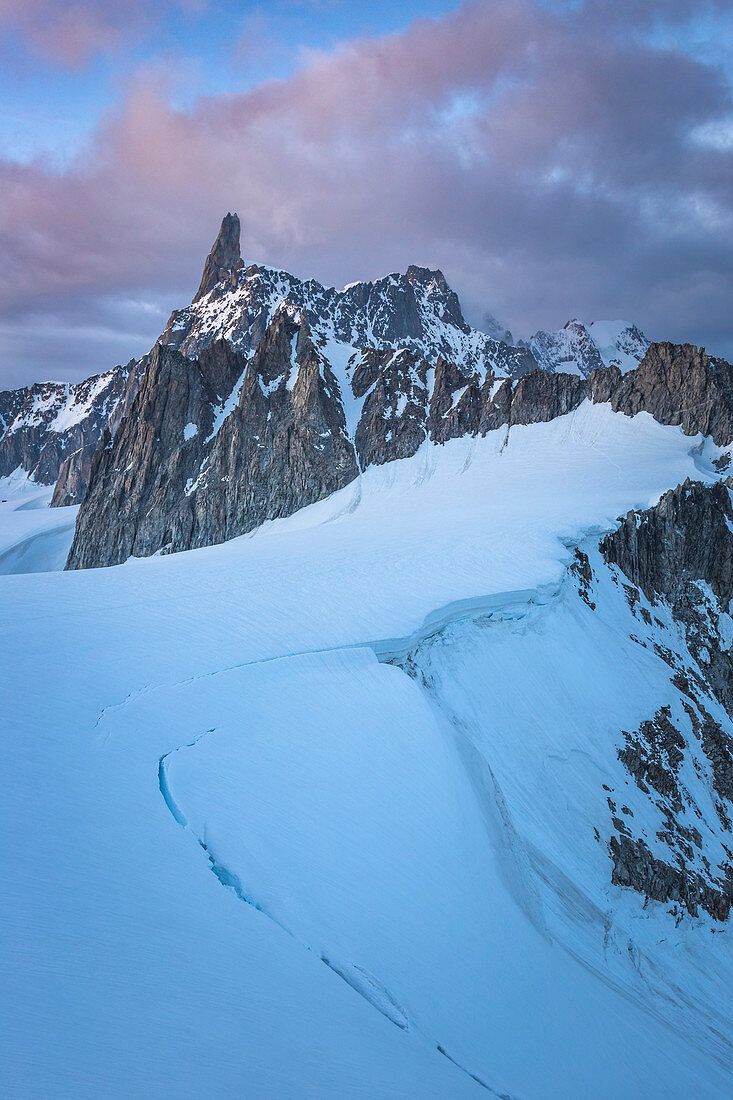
[[1, 0, 732, 385], [0, 0, 204, 68]]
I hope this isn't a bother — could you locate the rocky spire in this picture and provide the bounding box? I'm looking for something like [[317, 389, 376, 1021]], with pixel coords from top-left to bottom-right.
[[193, 212, 242, 303]]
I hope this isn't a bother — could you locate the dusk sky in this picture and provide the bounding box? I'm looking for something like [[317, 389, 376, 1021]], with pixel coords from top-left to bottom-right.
[[1, 0, 732, 388]]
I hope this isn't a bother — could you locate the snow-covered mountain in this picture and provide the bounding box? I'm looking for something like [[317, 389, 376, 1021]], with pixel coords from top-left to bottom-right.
[[0, 359, 142, 503], [529, 317, 650, 377], [0, 215, 651, 511], [5, 212, 733, 1099], [67, 311, 733, 568], [160, 214, 536, 379]]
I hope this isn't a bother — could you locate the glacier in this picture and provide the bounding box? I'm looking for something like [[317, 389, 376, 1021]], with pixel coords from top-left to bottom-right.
[[2, 403, 733, 1098]]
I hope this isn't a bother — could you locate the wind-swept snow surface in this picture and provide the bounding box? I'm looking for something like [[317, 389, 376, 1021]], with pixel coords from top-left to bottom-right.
[[2, 404, 732, 1097]]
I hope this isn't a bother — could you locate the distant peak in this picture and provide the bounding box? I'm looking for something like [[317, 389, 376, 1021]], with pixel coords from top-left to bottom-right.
[[405, 264, 448, 291], [193, 212, 242, 303]]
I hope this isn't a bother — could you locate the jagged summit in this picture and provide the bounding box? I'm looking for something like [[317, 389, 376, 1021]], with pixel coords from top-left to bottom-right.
[[529, 317, 650, 377], [0, 216, 655, 512], [164, 237, 536, 379], [193, 212, 243, 303]]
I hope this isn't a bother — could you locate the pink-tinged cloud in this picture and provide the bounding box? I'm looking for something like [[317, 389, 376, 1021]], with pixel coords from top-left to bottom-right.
[[1, 0, 732, 385], [0, 0, 204, 67]]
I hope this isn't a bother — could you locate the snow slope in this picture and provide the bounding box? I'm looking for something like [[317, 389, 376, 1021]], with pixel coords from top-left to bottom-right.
[[2, 403, 731, 1097], [0, 471, 78, 574]]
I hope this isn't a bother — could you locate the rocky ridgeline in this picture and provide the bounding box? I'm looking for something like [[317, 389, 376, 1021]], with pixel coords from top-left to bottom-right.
[[598, 480, 733, 919], [160, 215, 537, 378], [0, 360, 142, 502], [3, 211, 726, 567], [63, 214, 733, 568], [3, 213, 654, 509], [68, 313, 733, 568]]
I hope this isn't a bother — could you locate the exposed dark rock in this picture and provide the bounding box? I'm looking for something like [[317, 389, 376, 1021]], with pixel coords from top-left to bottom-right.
[[428, 357, 484, 443], [66, 314, 359, 569], [428, 365, 587, 443], [509, 369, 587, 426], [478, 377, 513, 434], [352, 348, 429, 467], [618, 707, 685, 810], [600, 479, 733, 919], [678, 697, 733, 811], [700, 715, 733, 806], [588, 364, 622, 404], [51, 444, 95, 507], [569, 548, 596, 608], [600, 479, 733, 607], [597, 342, 733, 447], [610, 833, 731, 921], [193, 212, 243, 303], [601, 478, 733, 715]]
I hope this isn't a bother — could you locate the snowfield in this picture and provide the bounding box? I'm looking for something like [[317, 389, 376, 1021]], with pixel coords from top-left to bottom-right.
[[2, 402, 732, 1098], [0, 470, 78, 575]]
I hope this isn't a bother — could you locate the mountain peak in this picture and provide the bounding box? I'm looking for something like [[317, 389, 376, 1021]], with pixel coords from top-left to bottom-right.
[[193, 212, 242, 303]]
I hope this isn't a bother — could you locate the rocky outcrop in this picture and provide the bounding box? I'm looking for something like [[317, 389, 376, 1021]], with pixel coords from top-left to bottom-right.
[[602, 478, 733, 718], [64, 339, 733, 567], [597, 342, 733, 446], [428, 364, 587, 443], [428, 356, 485, 443], [601, 478, 733, 609], [0, 360, 143, 497], [599, 479, 733, 919], [193, 212, 243, 303], [610, 833, 731, 921], [66, 313, 359, 569], [352, 349, 429, 467], [49, 356, 144, 506], [509, 369, 587, 425], [51, 445, 94, 507]]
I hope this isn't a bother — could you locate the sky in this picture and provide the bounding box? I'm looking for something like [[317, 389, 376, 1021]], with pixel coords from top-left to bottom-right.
[[0, 0, 732, 388]]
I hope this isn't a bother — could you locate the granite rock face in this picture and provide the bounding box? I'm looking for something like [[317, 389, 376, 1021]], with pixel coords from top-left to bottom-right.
[[600, 342, 733, 447], [610, 832, 731, 922], [587, 342, 733, 445], [601, 478, 733, 611], [193, 213, 243, 303], [65, 338, 733, 567], [352, 348, 430, 468], [66, 312, 359, 568], [509, 369, 587, 425], [602, 478, 733, 716]]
